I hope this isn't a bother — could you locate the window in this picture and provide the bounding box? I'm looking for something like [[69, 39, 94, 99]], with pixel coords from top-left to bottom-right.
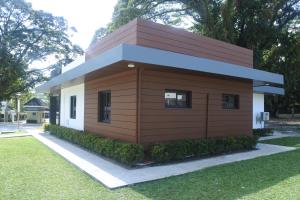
[[32, 112, 36, 116], [44, 112, 49, 119], [99, 91, 111, 123], [222, 94, 239, 109], [165, 89, 191, 108], [70, 96, 76, 119]]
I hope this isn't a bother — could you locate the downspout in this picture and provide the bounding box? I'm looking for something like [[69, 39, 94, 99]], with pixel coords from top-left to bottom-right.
[[136, 67, 142, 144], [205, 93, 209, 138]]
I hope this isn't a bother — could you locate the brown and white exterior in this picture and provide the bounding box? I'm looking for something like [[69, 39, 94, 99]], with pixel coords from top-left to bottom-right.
[[37, 19, 284, 145]]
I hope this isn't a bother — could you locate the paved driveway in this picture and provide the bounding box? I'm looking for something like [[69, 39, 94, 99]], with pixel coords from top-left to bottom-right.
[[0, 122, 42, 132]]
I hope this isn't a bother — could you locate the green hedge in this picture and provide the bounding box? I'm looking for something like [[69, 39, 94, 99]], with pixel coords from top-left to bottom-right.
[[150, 136, 258, 163], [46, 125, 144, 166], [45, 125, 258, 165], [253, 128, 273, 137]]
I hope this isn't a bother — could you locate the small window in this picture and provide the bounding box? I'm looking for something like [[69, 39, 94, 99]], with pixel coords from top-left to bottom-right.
[[99, 91, 111, 123], [222, 94, 239, 109], [32, 112, 36, 116], [165, 89, 191, 108], [70, 96, 76, 119]]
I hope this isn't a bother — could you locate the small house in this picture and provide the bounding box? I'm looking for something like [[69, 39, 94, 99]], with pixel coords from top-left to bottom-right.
[[36, 19, 284, 145], [24, 98, 49, 123]]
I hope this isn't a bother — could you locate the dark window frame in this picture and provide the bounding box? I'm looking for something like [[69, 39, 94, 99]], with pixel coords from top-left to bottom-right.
[[98, 90, 111, 123], [222, 94, 239, 109], [164, 89, 192, 108], [70, 95, 77, 119]]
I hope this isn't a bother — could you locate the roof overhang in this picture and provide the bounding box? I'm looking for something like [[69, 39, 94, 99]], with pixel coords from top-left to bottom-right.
[[253, 86, 285, 95], [36, 44, 284, 93]]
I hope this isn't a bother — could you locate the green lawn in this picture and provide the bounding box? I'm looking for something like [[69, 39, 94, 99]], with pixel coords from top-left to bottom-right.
[[260, 136, 300, 148], [0, 130, 27, 135], [0, 137, 300, 200]]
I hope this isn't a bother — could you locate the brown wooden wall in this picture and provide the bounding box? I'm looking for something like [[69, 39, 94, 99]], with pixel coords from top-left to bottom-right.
[[135, 20, 253, 68], [84, 70, 137, 143], [85, 19, 253, 67], [139, 67, 253, 144], [85, 20, 138, 60]]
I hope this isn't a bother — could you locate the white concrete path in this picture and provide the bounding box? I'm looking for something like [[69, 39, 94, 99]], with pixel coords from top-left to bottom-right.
[[32, 132, 297, 189]]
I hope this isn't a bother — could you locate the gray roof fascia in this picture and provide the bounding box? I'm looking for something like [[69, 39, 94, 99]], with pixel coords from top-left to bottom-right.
[[122, 44, 284, 85], [253, 86, 285, 95], [36, 45, 124, 92], [36, 44, 284, 93]]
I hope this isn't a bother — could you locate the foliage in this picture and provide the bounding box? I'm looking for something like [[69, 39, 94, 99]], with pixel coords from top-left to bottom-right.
[[46, 125, 144, 166], [0, 0, 83, 101], [91, 0, 300, 115], [150, 135, 258, 163], [253, 128, 274, 137]]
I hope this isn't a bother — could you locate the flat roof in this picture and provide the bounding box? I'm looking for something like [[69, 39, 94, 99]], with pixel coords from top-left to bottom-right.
[[36, 44, 284, 93], [253, 86, 285, 95]]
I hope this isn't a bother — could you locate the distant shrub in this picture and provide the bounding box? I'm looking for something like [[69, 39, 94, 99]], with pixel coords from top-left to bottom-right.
[[253, 128, 273, 137], [44, 124, 50, 131]]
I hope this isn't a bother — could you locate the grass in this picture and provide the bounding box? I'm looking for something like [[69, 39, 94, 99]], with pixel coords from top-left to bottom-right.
[[260, 136, 300, 148], [0, 137, 300, 200], [0, 130, 27, 135]]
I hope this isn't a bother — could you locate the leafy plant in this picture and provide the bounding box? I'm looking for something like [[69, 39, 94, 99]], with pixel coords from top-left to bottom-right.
[[46, 125, 144, 166]]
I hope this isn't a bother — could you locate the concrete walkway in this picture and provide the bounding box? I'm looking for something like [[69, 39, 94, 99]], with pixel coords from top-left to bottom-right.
[[33, 132, 296, 189]]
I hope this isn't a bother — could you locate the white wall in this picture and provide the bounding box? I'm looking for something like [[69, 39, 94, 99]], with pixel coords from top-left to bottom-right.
[[253, 93, 264, 129], [60, 83, 84, 130]]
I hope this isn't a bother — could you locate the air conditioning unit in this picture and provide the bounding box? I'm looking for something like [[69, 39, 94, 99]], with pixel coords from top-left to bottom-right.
[[261, 112, 270, 121]]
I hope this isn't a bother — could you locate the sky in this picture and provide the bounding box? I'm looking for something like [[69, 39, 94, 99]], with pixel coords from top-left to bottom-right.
[[26, 0, 118, 50]]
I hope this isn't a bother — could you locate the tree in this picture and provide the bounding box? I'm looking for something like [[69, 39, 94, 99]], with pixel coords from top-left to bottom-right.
[[91, 0, 300, 115], [0, 0, 83, 100]]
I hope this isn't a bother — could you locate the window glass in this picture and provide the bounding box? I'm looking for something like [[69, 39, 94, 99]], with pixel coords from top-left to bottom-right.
[[165, 92, 177, 107], [222, 94, 239, 109], [99, 91, 111, 123], [70, 96, 76, 119], [165, 90, 191, 108]]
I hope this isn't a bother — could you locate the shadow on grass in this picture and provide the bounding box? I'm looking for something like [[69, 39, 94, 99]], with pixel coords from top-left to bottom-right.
[[123, 149, 300, 200]]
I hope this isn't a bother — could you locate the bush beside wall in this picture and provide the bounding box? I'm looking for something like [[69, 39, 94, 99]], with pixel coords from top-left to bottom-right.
[[46, 125, 144, 166], [150, 136, 258, 163], [45, 125, 258, 165], [253, 128, 273, 137]]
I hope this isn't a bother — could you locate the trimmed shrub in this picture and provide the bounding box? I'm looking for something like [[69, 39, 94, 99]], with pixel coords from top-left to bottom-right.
[[44, 124, 50, 131], [150, 135, 258, 163], [45, 125, 258, 165], [253, 128, 273, 137], [47, 125, 144, 166]]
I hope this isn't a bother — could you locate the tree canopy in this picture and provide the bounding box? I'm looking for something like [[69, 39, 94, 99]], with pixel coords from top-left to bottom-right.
[[0, 0, 83, 101], [92, 0, 300, 115]]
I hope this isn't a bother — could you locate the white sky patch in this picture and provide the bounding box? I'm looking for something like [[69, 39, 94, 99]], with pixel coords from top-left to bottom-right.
[[26, 0, 117, 73], [26, 0, 118, 50]]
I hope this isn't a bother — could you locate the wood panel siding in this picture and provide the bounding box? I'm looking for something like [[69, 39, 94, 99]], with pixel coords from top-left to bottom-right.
[[136, 20, 253, 67], [85, 20, 138, 61], [84, 69, 137, 143], [139, 67, 253, 144], [85, 18, 253, 67]]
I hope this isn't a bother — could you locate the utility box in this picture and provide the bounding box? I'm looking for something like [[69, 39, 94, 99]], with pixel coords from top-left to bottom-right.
[[261, 112, 270, 121]]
